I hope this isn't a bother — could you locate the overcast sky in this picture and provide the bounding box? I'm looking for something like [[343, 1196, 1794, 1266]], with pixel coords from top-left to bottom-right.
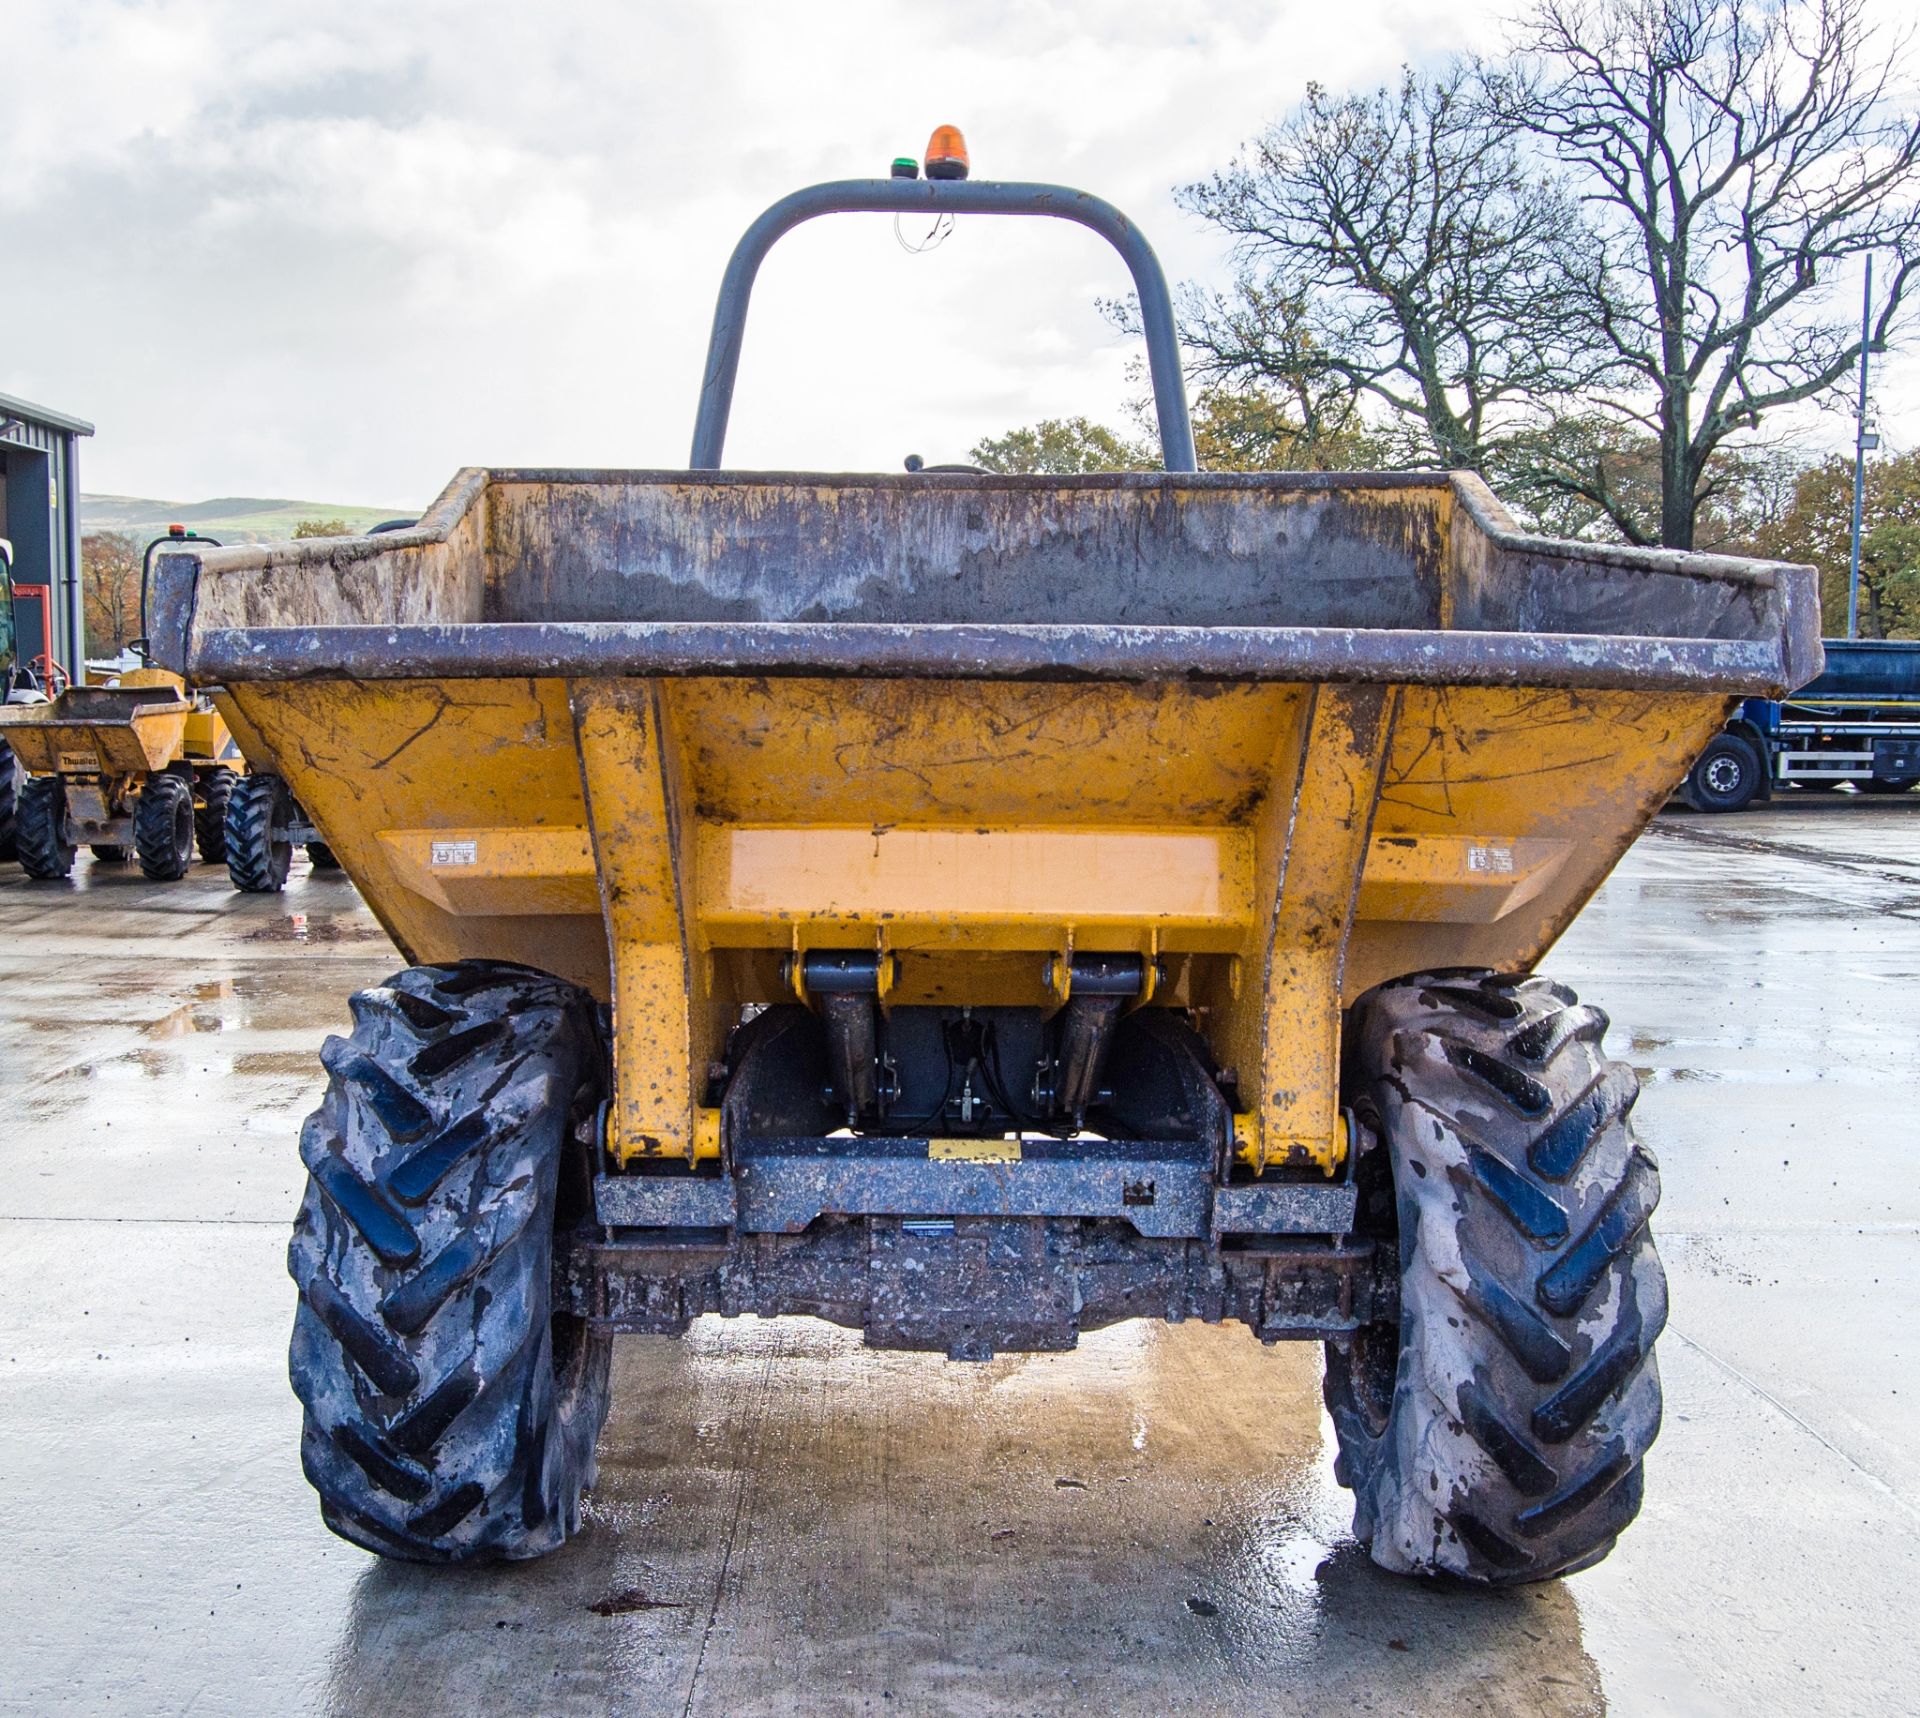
[[5, 0, 1916, 507]]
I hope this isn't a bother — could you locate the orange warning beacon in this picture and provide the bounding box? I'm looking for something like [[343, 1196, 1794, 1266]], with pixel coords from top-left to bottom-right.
[[924, 125, 970, 181]]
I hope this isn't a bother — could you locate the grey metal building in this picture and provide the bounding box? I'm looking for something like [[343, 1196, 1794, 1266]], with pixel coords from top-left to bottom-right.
[[0, 390, 94, 680]]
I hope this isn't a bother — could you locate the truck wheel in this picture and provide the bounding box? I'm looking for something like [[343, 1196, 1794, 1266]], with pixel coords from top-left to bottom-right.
[[1683, 732, 1762, 812], [307, 841, 342, 871], [90, 844, 131, 863], [287, 960, 611, 1562], [0, 740, 18, 863], [16, 776, 75, 880], [1863, 776, 1917, 795], [134, 774, 195, 880], [225, 773, 291, 893], [196, 766, 236, 861], [1324, 970, 1666, 1584]]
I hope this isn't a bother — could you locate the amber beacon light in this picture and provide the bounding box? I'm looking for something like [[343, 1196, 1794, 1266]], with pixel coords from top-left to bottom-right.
[[923, 125, 970, 180]]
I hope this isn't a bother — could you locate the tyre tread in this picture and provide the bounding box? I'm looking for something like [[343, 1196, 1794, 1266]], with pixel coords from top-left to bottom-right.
[[1324, 969, 1666, 1584], [225, 773, 290, 893], [134, 774, 194, 881], [17, 776, 75, 880], [286, 960, 609, 1564], [195, 767, 235, 862]]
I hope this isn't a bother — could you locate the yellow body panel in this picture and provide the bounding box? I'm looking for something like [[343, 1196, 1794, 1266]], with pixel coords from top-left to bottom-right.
[[221, 674, 1728, 1170]]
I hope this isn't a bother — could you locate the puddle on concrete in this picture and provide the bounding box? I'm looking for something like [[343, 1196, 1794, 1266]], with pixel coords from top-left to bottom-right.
[[242, 914, 384, 945], [1634, 1064, 1723, 1084], [231, 1050, 329, 1079], [144, 980, 240, 1038]]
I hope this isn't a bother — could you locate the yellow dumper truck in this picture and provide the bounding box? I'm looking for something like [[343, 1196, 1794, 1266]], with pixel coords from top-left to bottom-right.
[[0, 666, 240, 881], [0, 528, 338, 887], [150, 164, 1818, 1582]]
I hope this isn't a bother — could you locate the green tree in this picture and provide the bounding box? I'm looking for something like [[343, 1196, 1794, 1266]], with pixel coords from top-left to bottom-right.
[[971, 387, 1392, 478], [1185, 386, 1390, 472], [1751, 449, 1920, 637], [968, 417, 1150, 475], [1503, 417, 1806, 549], [292, 518, 352, 539]]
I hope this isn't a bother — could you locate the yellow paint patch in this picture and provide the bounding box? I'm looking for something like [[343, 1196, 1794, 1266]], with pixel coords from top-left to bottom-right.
[[930, 1138, 1023, 1162], [699, 825, 1249, 949]]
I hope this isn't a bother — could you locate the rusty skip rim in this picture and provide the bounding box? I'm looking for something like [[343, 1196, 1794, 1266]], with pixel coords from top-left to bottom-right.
[[188, 620, 1795, 695]]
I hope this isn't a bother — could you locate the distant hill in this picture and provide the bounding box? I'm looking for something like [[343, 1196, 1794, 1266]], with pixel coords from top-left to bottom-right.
[[82, 494, 421, 544]]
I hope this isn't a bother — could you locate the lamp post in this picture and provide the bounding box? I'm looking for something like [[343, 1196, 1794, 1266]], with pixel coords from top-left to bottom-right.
[[1848, 256, 1875, 640]]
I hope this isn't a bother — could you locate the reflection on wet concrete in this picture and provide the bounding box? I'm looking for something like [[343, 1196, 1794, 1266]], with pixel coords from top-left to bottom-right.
[[4, 802, 1920, 1716], [322, 1321, 1599, 1716]]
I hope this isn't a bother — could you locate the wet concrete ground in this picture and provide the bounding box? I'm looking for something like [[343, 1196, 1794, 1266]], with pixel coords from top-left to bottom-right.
[[2, 796, 1917, 1716]]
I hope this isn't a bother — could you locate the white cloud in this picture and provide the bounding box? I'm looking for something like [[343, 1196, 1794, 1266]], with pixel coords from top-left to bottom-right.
[[3, 0, 1913, 501]]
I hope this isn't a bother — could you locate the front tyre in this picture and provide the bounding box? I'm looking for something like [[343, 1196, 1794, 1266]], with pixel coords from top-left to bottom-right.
[[196, 766, 236, 861], [134, 773, 195, 880], [0, 740, 19, 863], [225, 773, 292, 892], [1682, 732, 1763, 812], [287, 960, 611, 1562], [1325, 971, 1666, 1585], [17, 776, 76, 880]]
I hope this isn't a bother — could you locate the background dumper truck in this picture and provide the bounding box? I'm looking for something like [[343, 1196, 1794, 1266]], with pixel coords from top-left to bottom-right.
[[150, 165, 1819, 1584], [0, 530, 243, 881], [0, 527, 345, 885]]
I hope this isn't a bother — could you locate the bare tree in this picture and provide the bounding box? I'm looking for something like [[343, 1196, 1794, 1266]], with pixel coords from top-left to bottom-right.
[[1502, 414, 1809, 546], [1494, 0, 1920, 548], [1174, 65, 1606, 475]]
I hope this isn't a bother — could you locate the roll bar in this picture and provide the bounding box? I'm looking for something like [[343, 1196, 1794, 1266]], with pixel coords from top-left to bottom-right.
[[689, 178, 1198, 473]]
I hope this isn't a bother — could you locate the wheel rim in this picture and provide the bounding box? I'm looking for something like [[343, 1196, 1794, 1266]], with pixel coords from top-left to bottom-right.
[[1703, 755, 1745, 796]]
